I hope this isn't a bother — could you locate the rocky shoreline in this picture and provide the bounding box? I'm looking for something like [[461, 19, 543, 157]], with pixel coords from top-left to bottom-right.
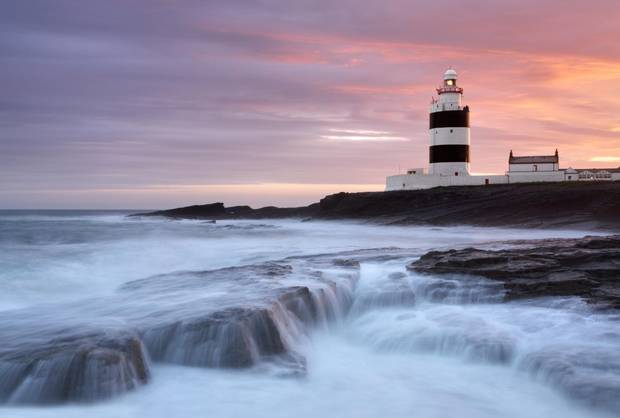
[[410, 234, 620, 310], [132, 181, 620, 231], [2, 211, 620, 412]]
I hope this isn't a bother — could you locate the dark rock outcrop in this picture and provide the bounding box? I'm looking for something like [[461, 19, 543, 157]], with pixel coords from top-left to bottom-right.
[[132, 181, 620, 231], [409, 235, 620, 309], [142, 202, 227, 219], [133, 202, 317, 220]]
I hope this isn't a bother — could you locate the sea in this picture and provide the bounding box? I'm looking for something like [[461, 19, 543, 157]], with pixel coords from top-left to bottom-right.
[[0, 210, 618, 418]]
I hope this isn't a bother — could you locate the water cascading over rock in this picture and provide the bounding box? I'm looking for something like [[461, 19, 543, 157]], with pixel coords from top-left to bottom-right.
[[0, 257, 359, 404], [0, 326, 150, 404]]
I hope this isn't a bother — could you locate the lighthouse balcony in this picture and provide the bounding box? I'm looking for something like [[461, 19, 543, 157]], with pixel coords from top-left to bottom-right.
[[431, 103, 464, 112], [436, 86, 463, 94]]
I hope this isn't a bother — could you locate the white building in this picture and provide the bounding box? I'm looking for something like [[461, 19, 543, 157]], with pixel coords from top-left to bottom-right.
[[386, 69, 620, 191]]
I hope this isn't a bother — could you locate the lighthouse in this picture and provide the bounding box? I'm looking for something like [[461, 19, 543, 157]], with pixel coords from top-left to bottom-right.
[[428, 69, 470, 176], [385, 68, 616, 191]]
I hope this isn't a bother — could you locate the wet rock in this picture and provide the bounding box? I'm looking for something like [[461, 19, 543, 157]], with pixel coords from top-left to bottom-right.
[[278, 286, 317, 323], [0, 257, 359, 405], [409, 235, 620, 309], [520, 348, 620, 413], [332, 258, 361, 268], [410, 276, 505, 304], [349, 308, 517, 364], [141, 306, 287, 368], [351, 274, 416, 314], [0, 328, 150, 404], [353, 289, 416, 313], [118, 260, 358, 369]]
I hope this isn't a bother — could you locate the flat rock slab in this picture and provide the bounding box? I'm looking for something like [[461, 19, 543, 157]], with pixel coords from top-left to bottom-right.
[[409, 235, 620, 309]]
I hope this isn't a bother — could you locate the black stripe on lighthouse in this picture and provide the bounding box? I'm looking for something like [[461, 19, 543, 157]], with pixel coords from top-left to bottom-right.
[[429, 145, 470, 163], [429, 109, 469, 129]]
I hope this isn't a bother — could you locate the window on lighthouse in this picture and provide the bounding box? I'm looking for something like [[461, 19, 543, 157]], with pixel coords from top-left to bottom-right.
[[446, 79, 454, 86]]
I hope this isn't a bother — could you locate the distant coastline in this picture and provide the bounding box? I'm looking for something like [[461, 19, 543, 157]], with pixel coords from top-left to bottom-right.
[[132, 181, 620, 231]]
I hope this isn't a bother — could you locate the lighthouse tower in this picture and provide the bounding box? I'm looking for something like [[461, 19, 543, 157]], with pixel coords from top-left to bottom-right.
[[428, 69, 470, 176]]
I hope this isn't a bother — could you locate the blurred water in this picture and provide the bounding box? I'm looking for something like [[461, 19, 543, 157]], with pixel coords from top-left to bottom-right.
[[0, 211, 616, 417]]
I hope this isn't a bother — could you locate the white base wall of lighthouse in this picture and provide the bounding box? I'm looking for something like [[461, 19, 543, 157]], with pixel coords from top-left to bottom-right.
[[428, 162, 470, 176], [386, 173, 508, 190]]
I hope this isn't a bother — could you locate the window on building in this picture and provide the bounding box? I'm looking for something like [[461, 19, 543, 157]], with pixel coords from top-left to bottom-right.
[[485, 179, 489, 185], [454, 172, 459, 176], [450, 129, 453, 133], [533, 164, 538, 172], [568, 176, 572, 180], [579, 171, 591, 179]]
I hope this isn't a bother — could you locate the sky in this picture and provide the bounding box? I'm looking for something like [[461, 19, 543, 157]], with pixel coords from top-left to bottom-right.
[[1, 0, 620, 209]]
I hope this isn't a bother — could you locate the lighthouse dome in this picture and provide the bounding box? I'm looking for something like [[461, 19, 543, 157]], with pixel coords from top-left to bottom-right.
[[443, 69, 457, 80]]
